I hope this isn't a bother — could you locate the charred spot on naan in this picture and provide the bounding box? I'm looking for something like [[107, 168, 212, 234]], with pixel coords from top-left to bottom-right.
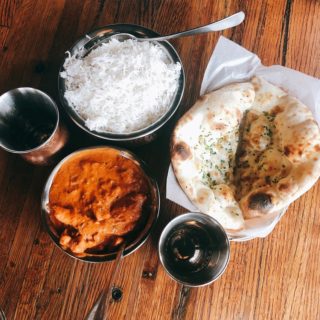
[[270, 105, 285, 115], [284, 143, 307, 159], [284, 145, 293, 157], [278, 182, 290, 192], [248, 192, 273, 211], [172, 141, 192, 161]]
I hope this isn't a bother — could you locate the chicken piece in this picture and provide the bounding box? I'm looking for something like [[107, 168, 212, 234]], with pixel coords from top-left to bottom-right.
[[60, 193, 147, 253]]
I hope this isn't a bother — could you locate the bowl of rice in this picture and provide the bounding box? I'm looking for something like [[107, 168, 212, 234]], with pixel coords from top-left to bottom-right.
[[58, 24, 185, 145]]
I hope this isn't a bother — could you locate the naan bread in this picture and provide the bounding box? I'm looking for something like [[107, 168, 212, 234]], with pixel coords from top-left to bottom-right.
[[171, 82, 255, 230], [171, 77, 320, 231]]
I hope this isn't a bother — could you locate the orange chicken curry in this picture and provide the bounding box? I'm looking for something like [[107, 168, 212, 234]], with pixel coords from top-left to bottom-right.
[[49, 148, 149, 254]]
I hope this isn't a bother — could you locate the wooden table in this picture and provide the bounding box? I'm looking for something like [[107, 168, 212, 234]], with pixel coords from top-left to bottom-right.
[[1, 1, 320, 319]]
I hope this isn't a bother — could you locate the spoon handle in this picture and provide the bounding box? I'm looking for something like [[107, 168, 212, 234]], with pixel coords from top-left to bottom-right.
[[140, 11, 245, 42], [85, 242, 126, 320]]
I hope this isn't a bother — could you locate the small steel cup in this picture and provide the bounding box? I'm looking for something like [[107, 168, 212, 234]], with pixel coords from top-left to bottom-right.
[[0, 88, 68, 165], [159, 212, 230, 287]]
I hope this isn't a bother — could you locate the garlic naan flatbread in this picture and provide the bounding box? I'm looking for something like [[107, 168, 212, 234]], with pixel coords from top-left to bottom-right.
[[171, 77, 320, 231]]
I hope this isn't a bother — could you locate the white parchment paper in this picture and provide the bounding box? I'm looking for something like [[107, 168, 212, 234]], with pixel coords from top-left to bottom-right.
[[166, 36, 320, 241]]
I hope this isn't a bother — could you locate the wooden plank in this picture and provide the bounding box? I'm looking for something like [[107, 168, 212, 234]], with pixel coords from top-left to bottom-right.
[[231, 0, 287, 63], [285, 0, 320, 76], [0, 169, 44, 319], [265, 1, 320, 319], [0, 157, 35, 277], [36, 0, 105, 97], [0, 26, 9, 49], [0, 0, 15, 27], [13, 229, 54, 320], [0, 0, 65, 93], [32, 248, 77, 320], [87, 247, 149, 320]]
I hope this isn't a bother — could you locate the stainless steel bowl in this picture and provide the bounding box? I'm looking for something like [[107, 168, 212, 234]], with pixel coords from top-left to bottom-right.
[[159, 212, 230, 287], [41, 146, 160, 262], [58, 24, 185, 145]]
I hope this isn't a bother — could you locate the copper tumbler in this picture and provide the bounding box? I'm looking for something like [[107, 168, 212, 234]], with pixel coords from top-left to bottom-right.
[[0, 88, 68, 165]]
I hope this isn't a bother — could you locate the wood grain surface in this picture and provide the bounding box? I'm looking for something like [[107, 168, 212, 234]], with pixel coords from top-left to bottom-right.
[[0, 1, 320, 319]]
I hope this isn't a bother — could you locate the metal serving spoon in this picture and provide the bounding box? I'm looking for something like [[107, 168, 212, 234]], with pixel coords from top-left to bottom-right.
[[0, 308, 6, 320], [85, 242, 126, 320], [113, 11, 245, 42]]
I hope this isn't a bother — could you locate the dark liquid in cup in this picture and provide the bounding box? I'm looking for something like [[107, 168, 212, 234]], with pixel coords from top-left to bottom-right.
[[163, 220, 220, 274], [5, 110, 55, 151], [19, 123, 55, 150]]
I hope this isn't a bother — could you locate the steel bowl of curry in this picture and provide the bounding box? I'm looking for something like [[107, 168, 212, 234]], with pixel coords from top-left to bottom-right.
[[41, 146, 160, 262]]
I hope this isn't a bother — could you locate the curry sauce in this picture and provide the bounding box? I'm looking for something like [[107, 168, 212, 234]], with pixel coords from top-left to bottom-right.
[[49, 148, 149, 254]]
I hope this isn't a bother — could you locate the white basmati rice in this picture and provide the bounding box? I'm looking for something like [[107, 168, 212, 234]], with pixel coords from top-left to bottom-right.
[[60, 39, 181, 133]]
